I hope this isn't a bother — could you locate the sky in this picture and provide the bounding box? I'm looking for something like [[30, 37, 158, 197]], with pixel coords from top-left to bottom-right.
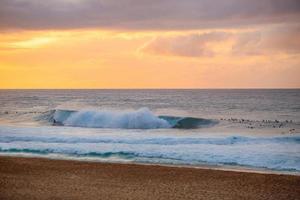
[[0, 0, 299, 88]]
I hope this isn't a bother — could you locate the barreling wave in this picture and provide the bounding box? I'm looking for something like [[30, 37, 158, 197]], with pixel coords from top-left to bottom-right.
[[39, 108, 216, 129]]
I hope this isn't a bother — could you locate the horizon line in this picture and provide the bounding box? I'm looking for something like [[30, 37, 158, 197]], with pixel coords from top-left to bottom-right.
[[0, 88, 299, 90]]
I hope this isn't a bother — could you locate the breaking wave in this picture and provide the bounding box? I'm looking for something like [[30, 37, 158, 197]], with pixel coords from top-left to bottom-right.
[[40, 108, 216, 129]]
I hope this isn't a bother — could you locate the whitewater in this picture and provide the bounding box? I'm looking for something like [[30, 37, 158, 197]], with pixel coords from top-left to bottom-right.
[[0, 89, 299, 173]]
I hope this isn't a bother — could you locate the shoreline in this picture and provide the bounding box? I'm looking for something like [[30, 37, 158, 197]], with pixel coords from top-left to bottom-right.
[[1, 153, 299, 176], [1, 156, 300, 200]]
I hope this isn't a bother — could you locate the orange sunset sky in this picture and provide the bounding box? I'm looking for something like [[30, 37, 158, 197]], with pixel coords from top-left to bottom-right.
[[0, 0, 299, 89]]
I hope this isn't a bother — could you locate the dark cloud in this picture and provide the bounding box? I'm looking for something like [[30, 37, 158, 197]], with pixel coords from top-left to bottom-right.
[[0, 0, 299, 30]]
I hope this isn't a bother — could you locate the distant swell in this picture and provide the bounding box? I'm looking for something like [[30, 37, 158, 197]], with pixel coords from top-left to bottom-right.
[[40, 108, 216, 129]]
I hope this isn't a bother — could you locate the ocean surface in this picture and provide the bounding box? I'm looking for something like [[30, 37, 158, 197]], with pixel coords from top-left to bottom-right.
[[0, 89, 299, 173]]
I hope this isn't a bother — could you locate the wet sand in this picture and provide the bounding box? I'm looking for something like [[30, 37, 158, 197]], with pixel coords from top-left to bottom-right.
[[0, 156, 299, 200]]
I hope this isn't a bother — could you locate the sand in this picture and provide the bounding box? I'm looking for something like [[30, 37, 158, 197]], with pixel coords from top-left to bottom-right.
[[0, 156, 299, 200]]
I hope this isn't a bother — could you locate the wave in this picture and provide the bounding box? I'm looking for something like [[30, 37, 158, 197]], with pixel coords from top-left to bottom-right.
[[0, 125, 299, 172], [0, 148, 136, 159], [39, 108, 216, 129], [1, 134, 299, 146], [0, 142, 299, 172]]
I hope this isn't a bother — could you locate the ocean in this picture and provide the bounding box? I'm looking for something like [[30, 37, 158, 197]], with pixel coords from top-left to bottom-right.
[[0, 89, 299, 173]]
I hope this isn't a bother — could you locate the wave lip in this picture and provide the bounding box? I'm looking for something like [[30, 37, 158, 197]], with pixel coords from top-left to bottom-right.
[[43, 108, 216, 129]]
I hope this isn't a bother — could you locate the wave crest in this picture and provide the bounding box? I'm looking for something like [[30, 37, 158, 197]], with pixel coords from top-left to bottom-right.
[[53, 108, 170, 129]]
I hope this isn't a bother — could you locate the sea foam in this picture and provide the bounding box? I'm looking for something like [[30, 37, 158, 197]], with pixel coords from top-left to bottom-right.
[[0, 125, 299, 172]]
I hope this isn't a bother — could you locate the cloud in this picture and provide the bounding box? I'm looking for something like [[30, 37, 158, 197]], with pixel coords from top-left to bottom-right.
[[233, 25, 300, 55], [141, 25, 300, 57], [0, 0, 299, 30], [141, 32, 230, 57]]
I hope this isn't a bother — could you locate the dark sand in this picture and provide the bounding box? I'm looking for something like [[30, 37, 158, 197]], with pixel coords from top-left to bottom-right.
[[0, 156, 299, 200]]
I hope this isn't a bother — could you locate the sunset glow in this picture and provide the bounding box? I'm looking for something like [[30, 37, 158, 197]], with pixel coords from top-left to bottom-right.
[[0, 0, 299, 88]]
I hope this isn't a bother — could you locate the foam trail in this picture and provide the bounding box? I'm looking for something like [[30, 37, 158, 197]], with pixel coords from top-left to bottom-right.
[[0, 125, 299, 172]]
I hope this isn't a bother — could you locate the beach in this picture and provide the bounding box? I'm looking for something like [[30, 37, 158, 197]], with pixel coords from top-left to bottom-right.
[[1, 156, 299, 200], [1, 0, 300, 198]]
